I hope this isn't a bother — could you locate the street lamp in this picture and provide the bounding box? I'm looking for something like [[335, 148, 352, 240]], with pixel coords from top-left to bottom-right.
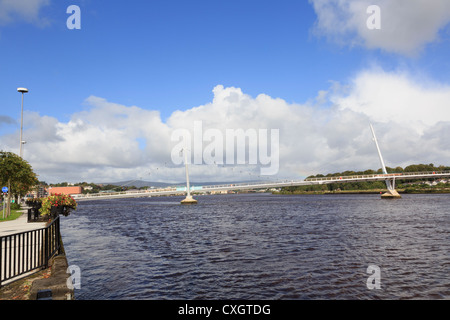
[[17, 87, 28, 158]]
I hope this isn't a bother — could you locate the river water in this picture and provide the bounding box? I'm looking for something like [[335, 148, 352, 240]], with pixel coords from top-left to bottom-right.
[[60, 193, 449, 300]]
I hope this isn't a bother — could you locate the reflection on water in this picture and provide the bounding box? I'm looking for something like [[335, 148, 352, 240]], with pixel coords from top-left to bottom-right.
[[61, 193, 450, 300]]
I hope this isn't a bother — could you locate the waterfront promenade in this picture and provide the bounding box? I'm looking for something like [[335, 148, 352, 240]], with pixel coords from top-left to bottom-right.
[[0, 210, 47, 237], [1, 210, 74, 300], [0, 210, 47, 288]]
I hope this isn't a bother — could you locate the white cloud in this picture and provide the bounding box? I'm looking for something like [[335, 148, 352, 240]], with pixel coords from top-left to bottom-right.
[[0, 0, 50, 26], [1, 71, 449, 183], [309, 0, 450, 55], [330, 68, 450, 133], [17, 97, 171, 182]]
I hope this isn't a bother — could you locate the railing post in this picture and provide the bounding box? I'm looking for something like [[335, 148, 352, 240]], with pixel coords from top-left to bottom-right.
[[44, 226, 49, 269], [0, 236, 3, 288], [56, 217, 62, 255]]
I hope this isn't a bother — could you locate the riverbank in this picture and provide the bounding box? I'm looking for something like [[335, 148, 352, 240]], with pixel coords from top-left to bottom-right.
[[0, 255, 73, 300]]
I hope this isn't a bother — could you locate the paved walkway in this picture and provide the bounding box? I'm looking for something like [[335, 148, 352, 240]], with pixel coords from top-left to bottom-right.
[[0, 211, 47, 237]]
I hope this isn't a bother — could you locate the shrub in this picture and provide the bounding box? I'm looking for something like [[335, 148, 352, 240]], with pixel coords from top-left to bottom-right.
[[10, 203, 21, 210]]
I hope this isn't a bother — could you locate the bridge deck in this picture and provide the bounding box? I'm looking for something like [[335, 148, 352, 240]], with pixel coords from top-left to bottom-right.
[[72, 171, 450, 201]]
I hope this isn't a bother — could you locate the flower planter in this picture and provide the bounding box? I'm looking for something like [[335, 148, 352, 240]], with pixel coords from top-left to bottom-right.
[[39, 194, 77, 218], [50, 206, 64, 218], [26, 199, 43, 210]]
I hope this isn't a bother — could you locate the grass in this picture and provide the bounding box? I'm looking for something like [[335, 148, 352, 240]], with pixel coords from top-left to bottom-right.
[[0, 209, 23, 222]]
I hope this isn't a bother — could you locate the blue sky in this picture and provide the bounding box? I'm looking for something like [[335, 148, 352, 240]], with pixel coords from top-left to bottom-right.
[[2, 0, 439, 122], [2, 1, 336, 120], [1, 0, 450, 183]]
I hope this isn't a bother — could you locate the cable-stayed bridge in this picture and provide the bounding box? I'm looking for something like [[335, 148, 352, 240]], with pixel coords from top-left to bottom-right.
[[72, 170, 450, 202], [71, 125, 449, 202]]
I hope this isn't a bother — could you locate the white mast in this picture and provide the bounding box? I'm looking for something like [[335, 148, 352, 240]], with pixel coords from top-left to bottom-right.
[[184, 146, 191, 198], [181, 143, 197, 204], [370, 124, 399, 196]]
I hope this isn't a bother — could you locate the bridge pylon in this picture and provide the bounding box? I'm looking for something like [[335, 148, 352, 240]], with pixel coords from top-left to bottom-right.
[[180, 145, 198, 205], [370, 124, 401, 199]]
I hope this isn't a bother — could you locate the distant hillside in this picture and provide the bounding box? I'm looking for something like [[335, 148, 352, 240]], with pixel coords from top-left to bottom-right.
[[105, 180, 263, 188], [104, 180, 174, 188]]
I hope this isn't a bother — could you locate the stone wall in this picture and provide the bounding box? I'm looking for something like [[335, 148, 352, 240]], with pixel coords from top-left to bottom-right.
[[29, 236, 75, 300]]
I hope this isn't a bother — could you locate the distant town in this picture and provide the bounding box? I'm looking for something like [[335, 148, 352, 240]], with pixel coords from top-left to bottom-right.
[[29, 181, 175, 199], [28, 181, 277, 199]]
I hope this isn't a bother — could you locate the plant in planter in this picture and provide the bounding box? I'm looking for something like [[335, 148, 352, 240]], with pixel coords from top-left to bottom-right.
[[39, 193, 77, 218], [26, 198, 43, 209], [26, 197, 44, 222]]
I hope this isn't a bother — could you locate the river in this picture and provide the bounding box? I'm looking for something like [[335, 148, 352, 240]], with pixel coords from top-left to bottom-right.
[[60, 193, 449, 300]]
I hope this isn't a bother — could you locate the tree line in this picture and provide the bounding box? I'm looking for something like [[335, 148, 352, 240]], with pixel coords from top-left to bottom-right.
[[281, 163, 450, 193]]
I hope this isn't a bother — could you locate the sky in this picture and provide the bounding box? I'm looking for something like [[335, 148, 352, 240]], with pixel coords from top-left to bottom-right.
[[0, 0, 449, 184]]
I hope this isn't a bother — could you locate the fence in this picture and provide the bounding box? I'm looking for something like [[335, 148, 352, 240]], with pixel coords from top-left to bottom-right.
[[0, 217, 61, 287]]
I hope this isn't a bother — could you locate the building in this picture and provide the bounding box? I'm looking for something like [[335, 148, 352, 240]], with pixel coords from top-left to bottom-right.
[[28, 185, 49, 199], [48, 186, 83, 195]]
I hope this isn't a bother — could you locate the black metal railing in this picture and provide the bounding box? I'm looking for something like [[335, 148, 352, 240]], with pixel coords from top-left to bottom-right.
[[0, 217, 61, 287], [27, 207, 47, 223]]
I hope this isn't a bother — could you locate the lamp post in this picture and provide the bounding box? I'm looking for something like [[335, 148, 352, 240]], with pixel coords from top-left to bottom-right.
[[17, 87, 28, 158]]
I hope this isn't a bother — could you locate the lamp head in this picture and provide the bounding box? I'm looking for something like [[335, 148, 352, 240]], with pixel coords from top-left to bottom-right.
[[17, 88, 29, 93]]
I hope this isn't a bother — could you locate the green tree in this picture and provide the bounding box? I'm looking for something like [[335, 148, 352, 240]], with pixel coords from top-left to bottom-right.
[[0, 151, 39, 218]]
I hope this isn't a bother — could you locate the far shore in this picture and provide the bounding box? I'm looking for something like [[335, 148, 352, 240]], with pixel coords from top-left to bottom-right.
[[272, 189, 450, 195]]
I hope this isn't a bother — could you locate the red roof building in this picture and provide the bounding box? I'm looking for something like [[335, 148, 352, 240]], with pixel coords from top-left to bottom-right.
[[48, 186, 82, 195]]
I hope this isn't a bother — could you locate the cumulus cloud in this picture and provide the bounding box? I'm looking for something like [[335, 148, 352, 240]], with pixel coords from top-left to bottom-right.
[[16, 98, 171, 183], [309, 0, 450, 55], [0, 0, 50, 26], [331, 68, 450, 132], [1, 71, 449, 183]]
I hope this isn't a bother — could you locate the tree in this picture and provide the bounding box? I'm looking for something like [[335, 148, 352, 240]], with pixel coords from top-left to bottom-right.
[[0, 151, 39, 217]]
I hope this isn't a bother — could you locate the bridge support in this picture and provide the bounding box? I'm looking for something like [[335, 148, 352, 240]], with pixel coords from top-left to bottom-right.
[[381, 188, 402, 199], [381, 190, 401, 199], [181, 195, 198, 205], [181, 145, 198, 205], [381, 177, 401, 199]]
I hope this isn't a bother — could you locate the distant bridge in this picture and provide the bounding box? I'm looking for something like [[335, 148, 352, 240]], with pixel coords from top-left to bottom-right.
[[72, 171, 450, 202], [72, 125, 450, 202]]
